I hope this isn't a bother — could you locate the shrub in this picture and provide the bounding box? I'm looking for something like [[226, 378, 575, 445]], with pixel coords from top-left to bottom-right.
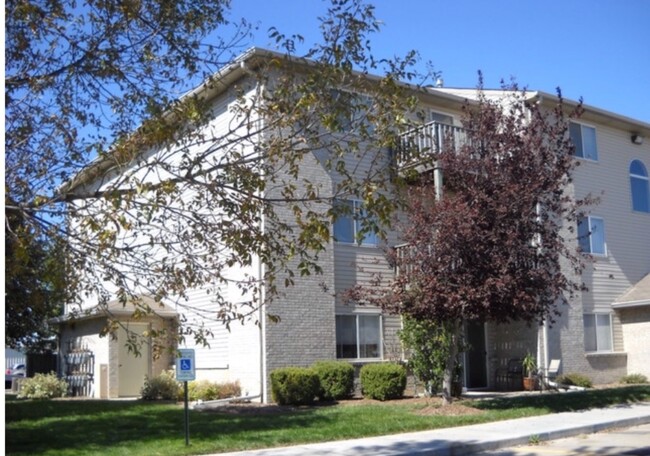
[[399, 318, 464, 395], [187, 380, 241, 401], [141, 370, 182, 400], [270, 367, 320, 405], [556, 373, 592, 388], [18, 372, 68, 399], [360, 362, 407, 401], [311, 361, 354, 401], [621, 373, 648, 384], [188, 380, 219, 401], [216, 380, 242, 398]]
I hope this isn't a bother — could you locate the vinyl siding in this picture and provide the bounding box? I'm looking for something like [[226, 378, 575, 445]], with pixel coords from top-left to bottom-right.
[[561, 118, 649, 383]]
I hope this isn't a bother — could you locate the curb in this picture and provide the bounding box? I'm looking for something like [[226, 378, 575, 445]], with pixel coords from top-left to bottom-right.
[[446, 413, 650, 456], [206, 403, 650, 456]]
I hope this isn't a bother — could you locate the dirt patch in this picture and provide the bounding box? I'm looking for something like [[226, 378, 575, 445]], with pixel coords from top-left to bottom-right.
[[198, 396, 485, 416], [415, 403, 485, 416], [337, 397, 485, 416]]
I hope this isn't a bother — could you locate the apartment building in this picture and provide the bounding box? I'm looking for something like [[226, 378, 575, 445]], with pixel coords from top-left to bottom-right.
[[55, 48, 650, 400]]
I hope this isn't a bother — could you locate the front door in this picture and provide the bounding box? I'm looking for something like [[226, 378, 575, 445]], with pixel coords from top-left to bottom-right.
[[117, 323, 150, 397], [465, 321, 488, 389]]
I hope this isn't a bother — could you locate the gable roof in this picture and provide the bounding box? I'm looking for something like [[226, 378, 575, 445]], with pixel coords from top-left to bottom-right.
[[612, 273, 650, 308], [432, 87, 650, 137], [50, 295, 178, 325], [58, 48, 473, 197], [60, 48, 650, 197]]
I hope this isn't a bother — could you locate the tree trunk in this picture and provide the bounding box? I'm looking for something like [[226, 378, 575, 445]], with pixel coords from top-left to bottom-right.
[[441, 319, 462, 406]]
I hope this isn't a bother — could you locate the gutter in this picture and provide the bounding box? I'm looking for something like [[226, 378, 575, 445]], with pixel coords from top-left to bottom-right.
[[611, 299, 650, 309]]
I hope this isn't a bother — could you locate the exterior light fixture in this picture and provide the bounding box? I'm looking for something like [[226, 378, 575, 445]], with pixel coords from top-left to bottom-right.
[[631, 134, 644, 145]]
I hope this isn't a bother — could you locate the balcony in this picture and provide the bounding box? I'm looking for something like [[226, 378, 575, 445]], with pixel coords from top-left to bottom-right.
[[393, 243, 435, 279], [396, 121, 470, 173]]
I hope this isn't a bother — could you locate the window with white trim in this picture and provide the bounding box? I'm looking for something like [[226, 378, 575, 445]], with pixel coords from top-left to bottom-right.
[[430, 111, 454, 125], [583, 313, 613, 352], [577, 216, 606, 255], [333, 200, 377, 246], [630, 160, 650, 213], [569, 122, 598, 161], [335, 314, 382, 359]]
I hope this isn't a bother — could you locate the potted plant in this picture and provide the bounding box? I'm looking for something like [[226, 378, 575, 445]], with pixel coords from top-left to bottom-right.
[[522, 353, 537, 391]]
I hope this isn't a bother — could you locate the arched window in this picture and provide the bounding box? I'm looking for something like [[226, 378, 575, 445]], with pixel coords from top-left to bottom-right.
[[630, 160, 650, 212]]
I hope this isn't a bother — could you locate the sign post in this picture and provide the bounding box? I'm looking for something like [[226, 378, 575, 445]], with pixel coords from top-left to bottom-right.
[[175, 349, 195, 446]]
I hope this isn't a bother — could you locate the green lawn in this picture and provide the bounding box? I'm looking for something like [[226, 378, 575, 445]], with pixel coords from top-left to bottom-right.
[[5, 386, 650, 456]]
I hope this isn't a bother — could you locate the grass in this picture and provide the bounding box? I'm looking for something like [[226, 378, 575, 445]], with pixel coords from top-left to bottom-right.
[[5, 385, 650, 456]]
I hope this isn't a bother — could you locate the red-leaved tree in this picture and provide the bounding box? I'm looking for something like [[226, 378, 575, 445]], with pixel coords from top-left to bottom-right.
[[349, 82, 594, 404]]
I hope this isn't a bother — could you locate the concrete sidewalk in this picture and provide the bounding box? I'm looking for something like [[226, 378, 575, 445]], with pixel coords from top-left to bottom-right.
[[210, 402, 650, 456]]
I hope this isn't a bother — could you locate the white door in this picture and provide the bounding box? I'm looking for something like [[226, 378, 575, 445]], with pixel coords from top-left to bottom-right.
[[118, 323, 150, 397]]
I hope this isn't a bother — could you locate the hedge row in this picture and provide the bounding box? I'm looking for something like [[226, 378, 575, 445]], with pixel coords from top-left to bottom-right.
[[270, 361, 406, 405], [140, 370, 241, 401]]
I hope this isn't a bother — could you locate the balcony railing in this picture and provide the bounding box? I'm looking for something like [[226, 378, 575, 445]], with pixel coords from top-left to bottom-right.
[[396, 121, 470, 170], [394, 243, 435, 278]]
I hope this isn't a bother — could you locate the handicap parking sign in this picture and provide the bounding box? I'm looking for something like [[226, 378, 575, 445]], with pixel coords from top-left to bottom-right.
[[176, 349, 196, 381]]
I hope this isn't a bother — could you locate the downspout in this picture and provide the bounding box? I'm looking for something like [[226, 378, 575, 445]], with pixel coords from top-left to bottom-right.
[[536, 92, 551, 381], [238, 59, 266, 402], [254, 74, 268, 404], [259, 255, 267, 403]]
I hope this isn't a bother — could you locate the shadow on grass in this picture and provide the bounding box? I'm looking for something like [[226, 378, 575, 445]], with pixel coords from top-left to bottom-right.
[[6, 386, 649, 455], [6, 399, 335, 455], [473, 385, 650, 413]]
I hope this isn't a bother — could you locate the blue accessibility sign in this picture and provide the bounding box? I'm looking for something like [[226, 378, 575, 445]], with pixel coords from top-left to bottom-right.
[[176, 349, 196, 381]]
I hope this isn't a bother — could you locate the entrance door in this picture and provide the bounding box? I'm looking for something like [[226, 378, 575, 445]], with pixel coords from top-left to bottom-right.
[[465, 321, 487, 389], [117, 323, 150, 397]]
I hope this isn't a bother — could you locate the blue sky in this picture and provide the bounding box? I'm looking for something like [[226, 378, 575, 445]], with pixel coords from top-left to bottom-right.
[[225, 0, 650, 123]]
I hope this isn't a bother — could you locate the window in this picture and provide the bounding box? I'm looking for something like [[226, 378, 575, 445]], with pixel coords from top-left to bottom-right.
[[569, 122, 598, 161], [630, 160, 650, 212], [335, 314, 382, 359], [329, 90, 373, 133], [577, 216, 606, 255], [333, 200, 377, 246], [430, 111, 454, 125], [583, 313, 613, 352]]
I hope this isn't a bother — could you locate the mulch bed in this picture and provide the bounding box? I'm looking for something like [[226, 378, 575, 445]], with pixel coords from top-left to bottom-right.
[[199, 395, 486, 416]]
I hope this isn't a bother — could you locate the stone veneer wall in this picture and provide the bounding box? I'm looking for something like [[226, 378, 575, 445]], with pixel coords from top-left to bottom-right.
[[618, 306, 650, 378]]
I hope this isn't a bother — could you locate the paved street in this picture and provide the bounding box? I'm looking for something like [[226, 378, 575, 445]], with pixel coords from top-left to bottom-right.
[[477, 423, 650, 455]]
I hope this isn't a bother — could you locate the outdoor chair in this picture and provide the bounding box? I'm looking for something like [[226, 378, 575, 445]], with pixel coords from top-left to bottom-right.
[[495, 358, 523, 391]]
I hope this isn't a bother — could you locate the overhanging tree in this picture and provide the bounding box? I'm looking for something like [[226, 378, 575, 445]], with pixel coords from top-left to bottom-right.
[[5, 0, 426, 348], [349, 81, 593, 405], [5, 202, 68, 351]]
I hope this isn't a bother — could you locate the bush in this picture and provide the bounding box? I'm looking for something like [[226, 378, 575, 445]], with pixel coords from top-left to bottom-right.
[[311, 361, 354, 401], [556, 373, 592, 388], [188, 380, 219, 401], [18, 372, 68, 399], [399, 318, 462, 395], [360, 362, 407, 401], [621, 373, 648, 384], [141, 370, 182, 400], [270, 367, 320, 405], [217, 380, 242, 398], [187, 380, 241, 401]]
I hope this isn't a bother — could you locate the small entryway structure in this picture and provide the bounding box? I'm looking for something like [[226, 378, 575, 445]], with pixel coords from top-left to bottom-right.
[[52, 296, 178, 398]]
